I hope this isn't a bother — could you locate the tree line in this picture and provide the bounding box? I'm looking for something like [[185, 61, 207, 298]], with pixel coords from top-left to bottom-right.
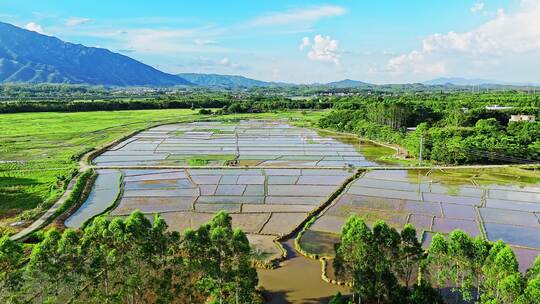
[[0, 96, 334, 114], [0, 211, 261, 304], [330, 216, 540, 304], [318, 101, 539, 164]]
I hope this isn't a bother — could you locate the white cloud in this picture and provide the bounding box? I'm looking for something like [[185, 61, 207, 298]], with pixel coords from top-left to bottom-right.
[[300, 35, 340, 65], [384, 50, 447, 75], [24, 22, 45, 34], [470, 2, 485, 13], [219, 57, 231, 66], [218, 57, 244, 69], [65, 17, 92, 27], [383, 1, 540, 75], [250, 5, 346, 26]]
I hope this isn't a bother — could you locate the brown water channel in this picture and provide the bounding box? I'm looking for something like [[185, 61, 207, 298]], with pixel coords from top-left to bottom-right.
[[258, 238, 348, 304]]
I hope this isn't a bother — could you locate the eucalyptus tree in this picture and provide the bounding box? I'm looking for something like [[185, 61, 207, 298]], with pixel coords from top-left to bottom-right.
[[371, 221, 402, 302], [25, 228, 65, 302], [0, 211, 260, 304], [334, 216, 376, 303], [0, 235, 24, 302], [481, 241, 524, 304], [397, 224, 424, 288], [520, 255, 540, 304], [183, 211, 260, 304], [426, 233, 450, 293]]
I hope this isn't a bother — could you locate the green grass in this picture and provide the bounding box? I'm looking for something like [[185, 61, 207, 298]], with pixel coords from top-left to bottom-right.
[[0, 109, 326, 227]]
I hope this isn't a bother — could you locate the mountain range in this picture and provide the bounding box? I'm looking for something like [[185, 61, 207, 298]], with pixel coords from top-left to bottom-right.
[[423, 77, 540, 87], [323, 79, 371, 88], [177, 73, 273, 88], [422, 77, 499, 86], [0, 21, 536, 88], [0, 21, 192, 86]]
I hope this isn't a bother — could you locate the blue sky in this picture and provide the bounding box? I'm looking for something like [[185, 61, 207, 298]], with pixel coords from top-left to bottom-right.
[[1, 0, 539, 84]]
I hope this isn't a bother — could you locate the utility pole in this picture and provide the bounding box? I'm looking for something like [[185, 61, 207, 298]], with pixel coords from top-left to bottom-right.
[[419, 135, 424, 166]]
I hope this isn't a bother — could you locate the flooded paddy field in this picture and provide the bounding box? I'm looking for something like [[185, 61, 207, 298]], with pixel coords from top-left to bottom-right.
[[301, 168, 540, 272], [92, 120, 394, 167], [66, 167, 354, 261]]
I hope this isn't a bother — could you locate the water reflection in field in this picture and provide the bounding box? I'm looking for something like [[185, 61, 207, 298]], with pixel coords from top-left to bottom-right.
[[302, 168, 540, 271]]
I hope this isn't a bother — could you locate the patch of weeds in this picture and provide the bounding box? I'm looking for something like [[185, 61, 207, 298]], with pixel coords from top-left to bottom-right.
[[188, 158, 209, 166], [192, 128, 235, 134], [180, 154, 237, 166]]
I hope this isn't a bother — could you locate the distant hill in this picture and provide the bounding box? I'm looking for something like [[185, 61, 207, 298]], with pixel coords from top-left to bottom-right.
[[324, 79, 371, 88], [423, 77, 498, 86], [177, 73, 273, 88], [0, 22, 192, 86]]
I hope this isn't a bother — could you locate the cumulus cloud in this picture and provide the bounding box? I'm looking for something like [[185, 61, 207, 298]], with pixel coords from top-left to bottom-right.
[[383, 1, 540, 75], [250, 5, 346, 26], [300, 35, 340, 65], [385, 51, 447, 74], [25, 22, 45, 34], [470, 2, 485, 13], [65, 17, 92, 27]]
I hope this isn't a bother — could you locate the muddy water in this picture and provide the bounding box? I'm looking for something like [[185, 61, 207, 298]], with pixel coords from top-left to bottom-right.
[[258, 239, 348, 304]]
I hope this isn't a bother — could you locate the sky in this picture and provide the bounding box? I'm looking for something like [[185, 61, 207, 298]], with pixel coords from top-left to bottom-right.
[[1, 0, 539, 84]]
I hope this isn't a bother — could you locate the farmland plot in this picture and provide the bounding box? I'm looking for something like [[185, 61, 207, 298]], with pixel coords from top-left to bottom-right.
[[92, 120, 393, 167], [302, 168, 540, 271]]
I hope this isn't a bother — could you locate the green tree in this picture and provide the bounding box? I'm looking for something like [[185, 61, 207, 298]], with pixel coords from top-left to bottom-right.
[[329, 292, 348, 304], [183, 211, 259, 304], [397, 224, 424, 288], [426, 233, 450, 292], [334, 216, 376, 303], [481, 241, 524, 303], [519, 255, 540, 304], [0, 234, 24, 302]]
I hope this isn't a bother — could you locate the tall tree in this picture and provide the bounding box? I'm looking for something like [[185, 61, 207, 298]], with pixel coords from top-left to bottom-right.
[[481, 241, 524, 303], [397, 223, 424, 288], [0, 235, 24, 302]]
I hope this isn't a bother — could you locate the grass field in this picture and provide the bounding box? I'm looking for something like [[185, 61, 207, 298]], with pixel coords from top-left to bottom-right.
[[0, 109, 326, 231]]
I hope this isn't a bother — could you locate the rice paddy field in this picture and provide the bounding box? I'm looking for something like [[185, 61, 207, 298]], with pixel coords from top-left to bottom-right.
[[300, 167, 540, 272], [65, 167, 354, 260], [67, 119, 397, 261], [0, 111, 330, 232], [64, 119, 540, 269], [92, 120, 395, 167]]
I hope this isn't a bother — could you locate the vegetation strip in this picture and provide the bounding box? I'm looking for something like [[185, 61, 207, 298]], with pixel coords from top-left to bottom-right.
[[10, 169, 95, 241]]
